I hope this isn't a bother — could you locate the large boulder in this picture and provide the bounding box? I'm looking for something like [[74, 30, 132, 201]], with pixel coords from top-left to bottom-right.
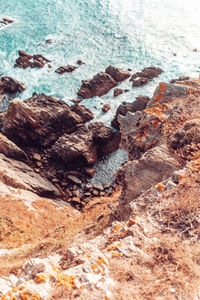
[[116, 145, 181, 205], [89, 122, 121, 154], [2, 94, 92, 147], [51, 126, 97, 165], [0, 133, 27, 161], [0, 76, 25, 94], [0, 153, 59, 197], [77, 72, 117, 99], [111, 95, 150, 130], [105, 65, 131, 82]]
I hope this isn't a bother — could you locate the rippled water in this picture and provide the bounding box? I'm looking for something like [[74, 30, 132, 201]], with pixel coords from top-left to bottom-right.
[[1, 0, 200, 183]]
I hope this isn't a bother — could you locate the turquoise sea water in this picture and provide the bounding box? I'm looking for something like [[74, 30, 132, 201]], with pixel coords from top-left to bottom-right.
[[1, 0, 200, 183]]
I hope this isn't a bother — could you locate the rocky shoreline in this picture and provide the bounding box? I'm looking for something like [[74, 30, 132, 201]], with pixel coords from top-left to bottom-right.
[[1, 57, 200, 299]]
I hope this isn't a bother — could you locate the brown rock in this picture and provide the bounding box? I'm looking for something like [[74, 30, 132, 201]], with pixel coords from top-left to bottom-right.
[[77, 72, 117, 99], [0, 76, 25, 94], [14, 51, 50, 69], [130, 67, 163, 81], [89, 122, 121, 154], [0, 153, 59, 197], [0, 133, 27, 161], [55, 65, 77, 74], [84, 167, 96, 177], [71, 104, 94, 123], [114, 88, 124, 97], [76, 60, 84, 65], [105, 65, 131, 82], [102, 104, 110, 113], [72, 98, 83, 104], [2, 17, 14, 23], [2, 94, 89, 148], [67, 175, 82, 185], [132, 77, 149, 87], [111, 95, 150, 130]]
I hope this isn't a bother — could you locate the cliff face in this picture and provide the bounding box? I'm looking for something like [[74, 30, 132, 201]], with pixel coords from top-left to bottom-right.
[[1, 77, 200, 299]]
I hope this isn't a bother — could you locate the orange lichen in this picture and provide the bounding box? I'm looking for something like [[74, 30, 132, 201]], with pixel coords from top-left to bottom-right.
[[56, 274, 76, 289], [154, 82, 168, 101], [136, 127, 149, 142], [113, 224, 120, 231], [105, 296, 110, 300], [156, 183, 165, 192], [91, 264, 98, 270], [35, 274, 47, 283], [112, 252, 122, 258], [86, 254, 91, 258], [97, 258, 106, 265], [107, 245, 117, 251], [127, 218, 137, 226]]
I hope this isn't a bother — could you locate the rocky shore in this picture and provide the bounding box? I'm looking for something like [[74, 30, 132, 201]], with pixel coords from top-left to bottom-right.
[[1, 67, 200, 299]]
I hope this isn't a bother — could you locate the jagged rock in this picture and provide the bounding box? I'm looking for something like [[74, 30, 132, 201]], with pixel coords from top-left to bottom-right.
[[89, 122, 121, 154], [147, 82, 188, 108], [105, 65, 131, 82], [71, 104, 94, 123], [76, 60, 84, 65], [0, 133, 27, 161], [71, 98, 83, 104], [84, 167, 96, 177], [111, 95, 150, 130], [14, 51, 51, 69], [2, 94, 91, 147], [2, 17, 13, 23], [130, 67, 163, 81], [55, 65, 77, 74], [116, 145, 181, 205], [102, 104, 110, 113], [0, 76, 25, 94], [77, 72, 117, 99], [113, 88, 124, 97], [51, 126, 97, 165], [0, 153, 59, 197]]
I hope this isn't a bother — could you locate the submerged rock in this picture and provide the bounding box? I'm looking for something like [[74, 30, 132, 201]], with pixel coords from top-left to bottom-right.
[[55, 65, 77, 74], [102, 104, 110, 113]]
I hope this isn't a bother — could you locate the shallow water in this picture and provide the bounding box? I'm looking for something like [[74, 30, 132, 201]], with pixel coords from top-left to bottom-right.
[[1, 0, 200, 183]]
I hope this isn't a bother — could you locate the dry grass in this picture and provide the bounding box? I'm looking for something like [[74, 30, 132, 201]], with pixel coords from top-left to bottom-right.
[[0, 188, 120, 277]]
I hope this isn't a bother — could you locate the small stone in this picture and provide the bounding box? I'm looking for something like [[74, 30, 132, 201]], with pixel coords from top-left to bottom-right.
[[36, 161, 42, 167], [84, 167, 96, 177], [34, 168, 40, 173], [73, 185, 78, 190], [71, 197, 81, 203], [93, 184, 103, 191], [3, 17, 13, 23], [193, 48, 198, 52], [71, 98, 82, 104], [33, 153, 41, 161], [52, 178, 59, 183], [93, 190, 99, 196], [170, 288, 176, 294], [46, 39, 52, 44], [84, 192, 91, 197], [67, 175, 82, 185], [76, 60, 84, 65], [61, 181, 68, 187], [99, 191, 105, 196], [73, 190, 80, 198], [85, 183, 92, 190], [102, 104, 111, 113], [114, 88, 124, 97]]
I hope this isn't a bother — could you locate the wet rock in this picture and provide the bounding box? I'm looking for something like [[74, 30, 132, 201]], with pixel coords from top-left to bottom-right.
[[76, 60, 84, 65], [114, 88, 124, 97], [55, 65, 77, 74], [0, 76, 25, 94], [2, 17, 14, 23], [71, 104, 94, 123], [89, 122, 121, 154], [2, 94, 87, 147], [130, 67, 163, 81], [0, 133, 27, 161], [105, 65, 131, 82], [84, 167, 96, 177], [71, 98, 83, 104], [132, 77, 149, 87], [46, 39, 52, 44], [14, 50, 51, 69], [102, 104, 110, 113], [93, 190, 99, 196], [33, 153, 41, 161], [77, 72, 117, 99], [51, 126, 97, 165], [0, 153, 59, 197], [111, 95, 150, 130]]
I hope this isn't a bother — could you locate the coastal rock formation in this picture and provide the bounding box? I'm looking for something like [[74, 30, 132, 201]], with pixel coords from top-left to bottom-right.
[[0, 76, 25, 95], [55, 65, 77, 74], [77, 66, 130, 99], [113, 88, 129, 97], [0, 17, 13, 24], [77, 72, 117, 99], [2, 94, 93, 147], [102, 103, 110, 112], [14, 50, 51, 68], [0, 153, 59, 197], [71, 104, 94, 123], [130, 66, 163, 87], [111, 95, 150, 130], [105, 65, 131, 82]]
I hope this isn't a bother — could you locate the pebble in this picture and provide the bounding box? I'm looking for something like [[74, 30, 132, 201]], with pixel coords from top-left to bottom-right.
[[67, 175, 82, 185], [85, 184, 92, 190], [84, 192, 91, 197], [36, 161, 42, 167], [99, 192, 105, 196], [52, 178, 59, 183], [170, 288, 176, 294], [93, 185, 104, 191], [33, 153, 41, 161], [93, 190, 99, 196]]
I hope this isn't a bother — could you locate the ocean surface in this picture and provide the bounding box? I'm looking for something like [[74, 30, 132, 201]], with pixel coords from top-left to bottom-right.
[[1, 0, 200, 184]]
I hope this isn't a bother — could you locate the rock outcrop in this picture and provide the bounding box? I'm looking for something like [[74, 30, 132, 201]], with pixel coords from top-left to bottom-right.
[[112, 95, 150, 130], [77, 66, 130, 99], [14, 50, 51, 68], [2, 94, 93, 147], [0, 133, 27, 161], [130, 66, 163, 87], [0, 76, 25, 95]]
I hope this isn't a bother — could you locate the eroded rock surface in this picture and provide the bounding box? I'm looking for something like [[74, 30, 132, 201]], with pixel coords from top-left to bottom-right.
[[55, 65, 77, 74], [130, 66, 163, 87], [0, 76, 25, 95], [14, 50, 51, 68]]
